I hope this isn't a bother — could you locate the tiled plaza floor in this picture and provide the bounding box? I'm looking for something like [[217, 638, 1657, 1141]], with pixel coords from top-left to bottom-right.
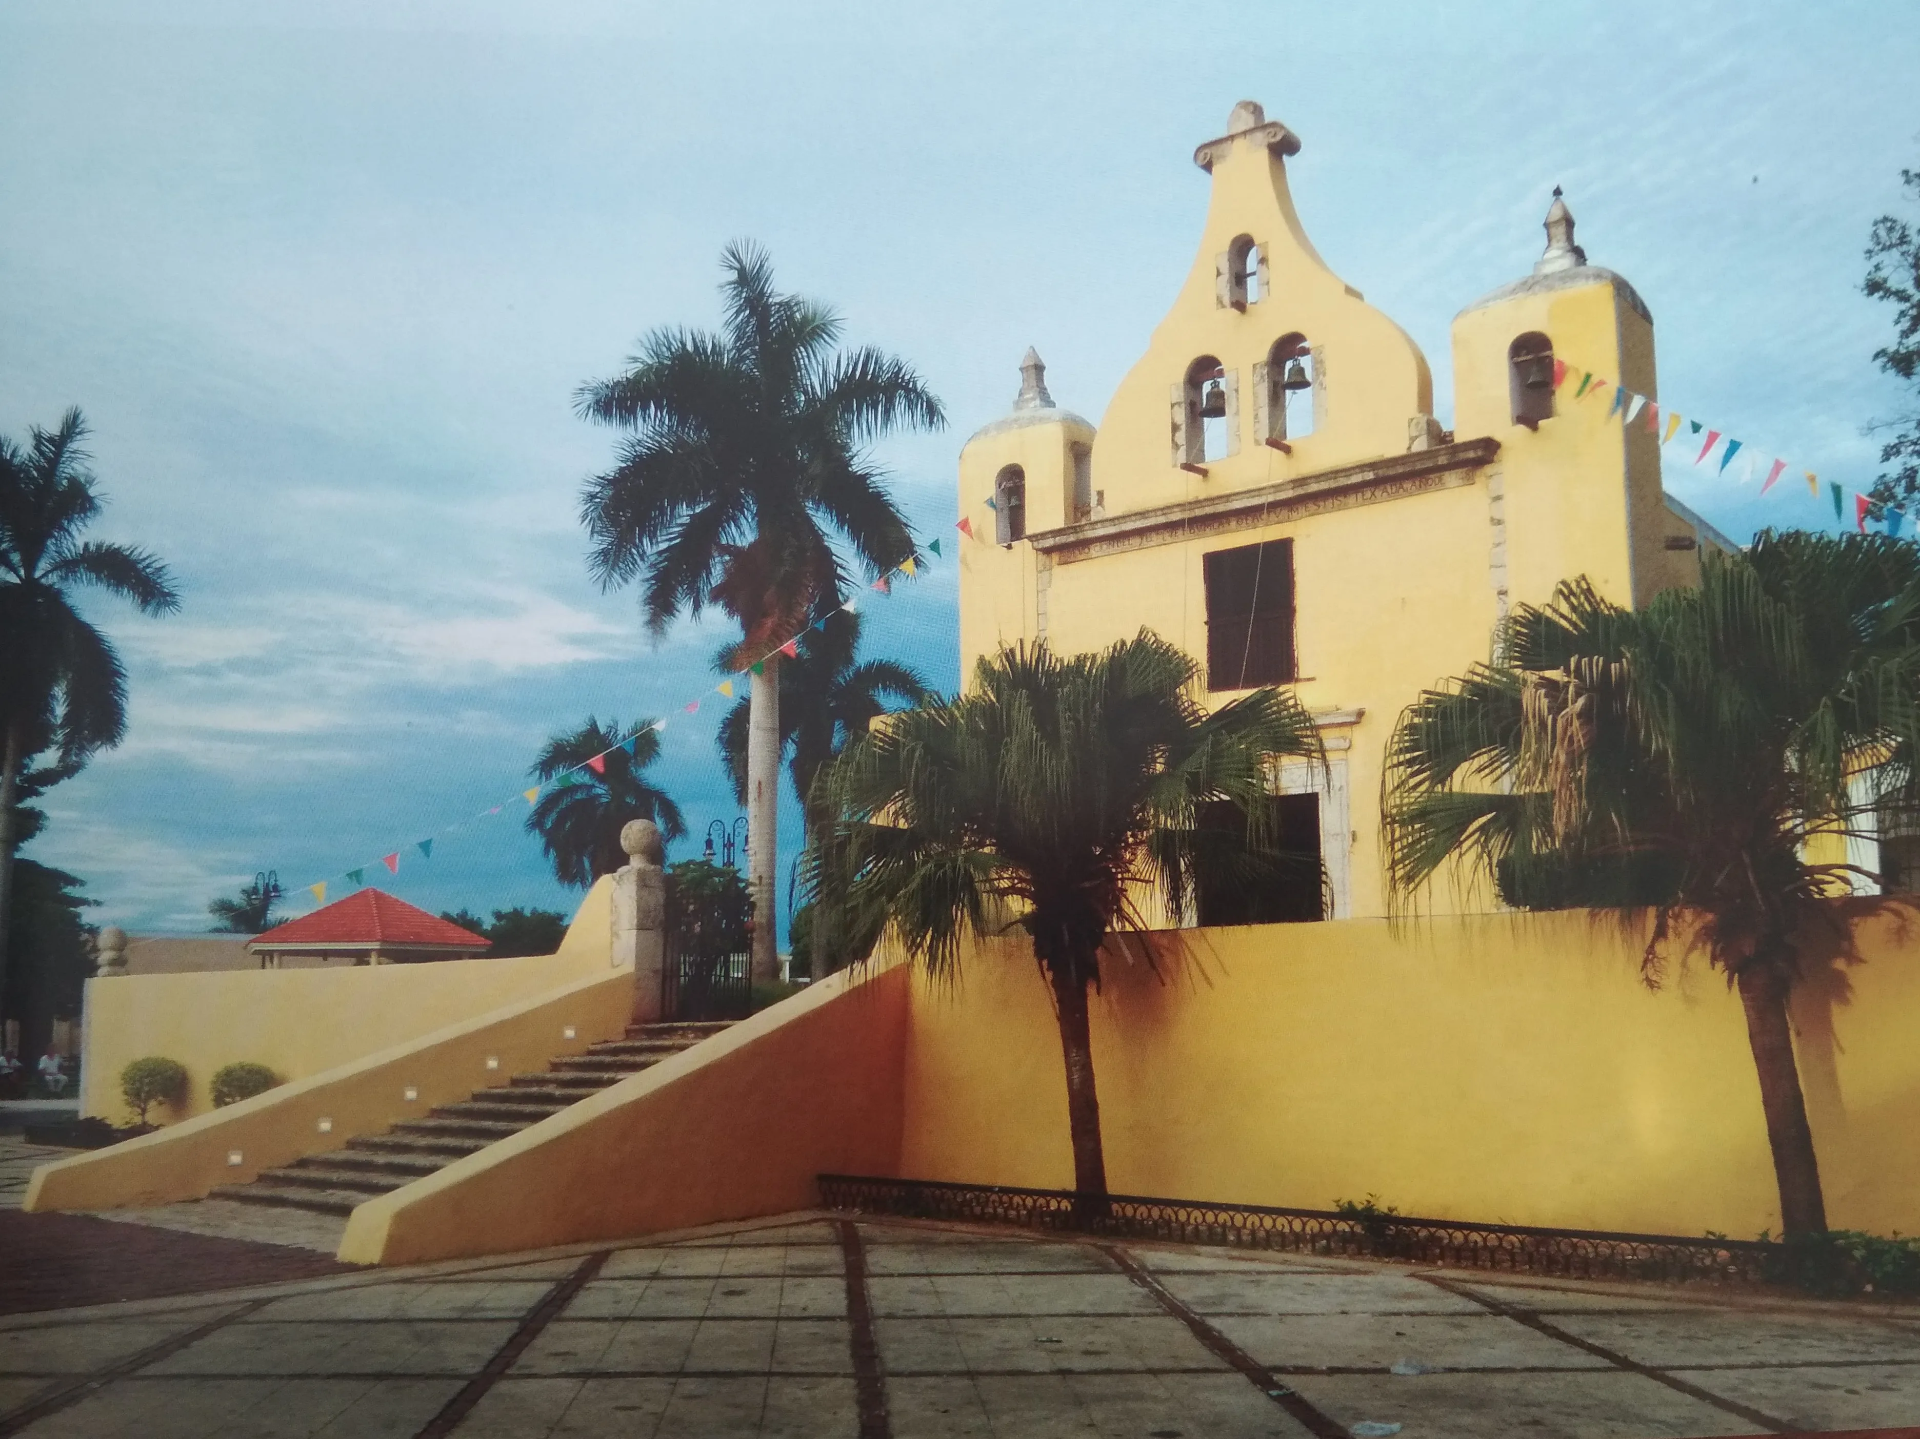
[[0, 1210, 1916, 1438]]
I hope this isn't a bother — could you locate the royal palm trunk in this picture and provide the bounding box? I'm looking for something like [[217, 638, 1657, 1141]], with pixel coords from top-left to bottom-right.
[[1048, 961, 1109, 1204], [746, 655, 781, 984], [0, 722, 20, 1029], [1736, 960, 1829, 1237]]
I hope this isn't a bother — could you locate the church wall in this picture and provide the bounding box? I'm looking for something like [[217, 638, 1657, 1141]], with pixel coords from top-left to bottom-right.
[[898, 902, 1920, 1240]]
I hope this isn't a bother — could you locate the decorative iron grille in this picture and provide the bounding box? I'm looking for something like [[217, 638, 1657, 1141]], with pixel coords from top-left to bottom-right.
[[818, 1174, 1781, 1287]]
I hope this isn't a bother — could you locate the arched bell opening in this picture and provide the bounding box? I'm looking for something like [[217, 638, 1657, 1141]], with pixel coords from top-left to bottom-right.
[[1509, 332, 1556, 430]]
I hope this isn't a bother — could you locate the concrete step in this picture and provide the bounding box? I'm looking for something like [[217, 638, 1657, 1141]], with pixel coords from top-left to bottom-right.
[[392, 1116, 526, 1142], [626, 1022, 736, 1042], [297, 1150, 445, 1179], [484, 1084, 600, 1106], [512, 1071, 608, 1091], [548, 1055, 661, 1077], [210, 1182, 363, 1216], [349, 1133, 490, 1160], [253, 1165, 403, 1197], [431, 1100, 567, 1125]]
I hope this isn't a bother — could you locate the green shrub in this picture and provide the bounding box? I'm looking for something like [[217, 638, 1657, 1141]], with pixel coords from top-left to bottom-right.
[[750, 980, 807, 1013], [120, 1057, 189, 1124], [210, 1062, 279, 1108], [1761, 1229, 1920, 1296]]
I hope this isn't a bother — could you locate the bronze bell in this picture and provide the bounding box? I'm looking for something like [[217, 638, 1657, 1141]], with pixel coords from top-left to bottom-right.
[[1200, 378, 1227, 419], [1283, 358, 1311, 391], [1520, 352, 1555, 390]]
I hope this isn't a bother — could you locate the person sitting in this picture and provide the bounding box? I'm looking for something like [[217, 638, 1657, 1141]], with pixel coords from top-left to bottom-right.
[[35, 1048, 68, 1097]]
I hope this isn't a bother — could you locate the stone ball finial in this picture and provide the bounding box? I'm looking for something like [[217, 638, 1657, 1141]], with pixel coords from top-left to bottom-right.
[[620, 819, 664, 868], [96, 925, 129, 977], [1227, 100, 1265, 133]]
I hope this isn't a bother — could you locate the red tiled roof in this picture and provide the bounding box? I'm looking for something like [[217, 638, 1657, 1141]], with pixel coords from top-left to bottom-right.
[[249, 889, 491, 952]]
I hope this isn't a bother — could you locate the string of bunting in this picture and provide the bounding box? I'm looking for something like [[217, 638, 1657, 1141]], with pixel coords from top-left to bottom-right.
[[292, 542, 942, 910], [1550, 358, 1899, 535]]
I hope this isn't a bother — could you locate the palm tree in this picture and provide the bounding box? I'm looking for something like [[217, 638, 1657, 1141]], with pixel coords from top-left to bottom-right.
[[576, 242, 944, 981], [716, 609, 928, 834], [811, 630, 1325, 1201], [209, 872, 284, 933], [0, 409, 178, 1026], [1383, 531, 1920, 1238], [526, 718, 686, 888]]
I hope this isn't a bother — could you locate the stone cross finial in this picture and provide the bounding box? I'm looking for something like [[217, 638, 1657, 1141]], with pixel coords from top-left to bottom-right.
[[1014, 348, 1054, 411], [1535, 186, 1588, 275]]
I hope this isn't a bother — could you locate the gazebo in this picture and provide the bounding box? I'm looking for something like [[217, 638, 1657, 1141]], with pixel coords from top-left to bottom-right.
[[247, 889, 492, 967]]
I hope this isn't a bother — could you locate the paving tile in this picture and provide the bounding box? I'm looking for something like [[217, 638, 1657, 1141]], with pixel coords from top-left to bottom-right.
[[1669, 1362, 1920, 1432], [1212, 1309, 1613, 1372], [453, 1376, 674, 1436], [1133, 1248, 1362, 1275], [0, 1319, 218, 1375], [257, 1279, 552, 1321], [1450, 1279, 1725, 1314], [651, 1373, 771, 1436], [887, 1375, 997, 1436], [438, 1257, 587, 1282], [142, 1318, 515, 1377], [682, 1318, 777, 1373], [760, 1375, 859, 1435], [1153, 1268, 1488, 1315], [668, 1222, 839, 1248], [1286, 1369, 1755, 1438], [1066, 1369, 1320, 1438], [957, 1372, 1106, 1437], [769, 1317, 853, 1374], [12, 1376, 461, 1439], [876, 1313, 1222, 1375], [1548, 1308, 1920, 1367], [869, 1272, 1159, 1318], [864, 1241, 1110, 1275]]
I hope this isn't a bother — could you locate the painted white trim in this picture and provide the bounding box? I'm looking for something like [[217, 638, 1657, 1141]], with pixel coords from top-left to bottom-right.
[[1846, 771, 1883, 895], [1279, 756, 1352, 919]]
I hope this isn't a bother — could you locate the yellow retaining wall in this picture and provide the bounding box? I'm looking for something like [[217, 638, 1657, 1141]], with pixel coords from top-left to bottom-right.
[[26, 964, 634, 1215], [898, 905, 1920, 1240], [79, 879, 616, 1122], [339, 964, 910, 1266]]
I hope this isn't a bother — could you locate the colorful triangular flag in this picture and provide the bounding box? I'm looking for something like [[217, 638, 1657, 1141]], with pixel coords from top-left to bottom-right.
[[1890, 507, 1907, 539], [1806, 470, 1819, 498], [417, 839, 433, 860], [901, 557, 917, 577], [1663, 413, 1683, 444], [1696, 430, 1722, 465], [842, 597, 859, 614], [346, 868, 364, 887], [872, 576, 890, 594], [309, 881, 327, 905], [984, 496, 998, 511], [956, 517, 975, 540], [750, 660, 765, 676], [1642, 400, 1660, 433], [1552, 358, 1569, 388], [1718, 439, 1743, 474], [1574, 373, 1594, 397], [524, 787, 540, 804], [381, 853, 399, 874], [684, 699, 700, 714], [1761, 459, 1785, 495], [1831, 482, 1845, 523], [1857, 493, 1873, 533], [717, 679, 734, 698], [586, 754, 606, 774], [929, 537, 942, 557], [1689, 420, 1703, 437], [622, 734, 639, 753], [1609, 388, 1631, 419], [779, 638, 799, 658]]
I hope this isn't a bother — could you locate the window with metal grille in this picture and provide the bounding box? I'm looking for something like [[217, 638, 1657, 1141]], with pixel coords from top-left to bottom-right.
[[1193, 794, 1324, 925], [1204, 539, 1296, 690]]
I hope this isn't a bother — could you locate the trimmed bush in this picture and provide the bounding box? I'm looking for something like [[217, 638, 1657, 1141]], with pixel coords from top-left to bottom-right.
[[120, 1057, 189, 1124], [210, 1062, 279, 1108]]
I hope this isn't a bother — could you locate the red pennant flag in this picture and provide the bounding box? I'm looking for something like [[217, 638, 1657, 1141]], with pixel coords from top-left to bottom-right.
[[1857, 493, 1873, 533], [780, 639, 799, 658], [1551, 358, 1568, 388], [586, 754, 606, 774], [1760, 459, 1785, 494], [683, 699, 699, 714], [871, 576, 890, 594], [381, 853, 399, 874], [1695, 430, 1722, 465], [1643, 401, 1661, 433], [956, 517, 975, 539]]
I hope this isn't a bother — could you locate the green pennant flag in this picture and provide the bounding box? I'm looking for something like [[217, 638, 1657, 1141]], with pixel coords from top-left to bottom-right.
[[751, 660, 765, 676], [1689, 420, 1703, 436], [416, 839, 433, 860], [1831, 481, 1844, 523], [346, 868, 364, 887], [928, 537, 942, 558], [1574, 373, 1593, 397]]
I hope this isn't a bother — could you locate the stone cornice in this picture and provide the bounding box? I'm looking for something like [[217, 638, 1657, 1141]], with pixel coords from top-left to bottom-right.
[[1028, 438, 1501, 566]]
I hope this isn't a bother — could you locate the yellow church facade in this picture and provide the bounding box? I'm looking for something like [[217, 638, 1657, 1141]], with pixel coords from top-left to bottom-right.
[[957, 100, 1730, 921]]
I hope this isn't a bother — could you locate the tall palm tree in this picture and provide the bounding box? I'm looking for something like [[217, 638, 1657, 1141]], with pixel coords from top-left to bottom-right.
[[576, 242, 944, 981], [526, 717, 686, 888], [811, 631, 1325, 1201], [0, 409, 178, 1024], [1383, 531, 1920, 1238], [208, 872, 284, 933], [716, 609, 928, 835]]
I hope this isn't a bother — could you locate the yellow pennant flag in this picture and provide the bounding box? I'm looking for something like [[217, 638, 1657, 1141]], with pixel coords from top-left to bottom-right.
[[523, 786, 540, 804], [718, 679, 734, 698], [901, 557, 917, 577], [1806, 470, 1819, 497], [1662, 413, 1682, 445], [309, 881, 327, 905]]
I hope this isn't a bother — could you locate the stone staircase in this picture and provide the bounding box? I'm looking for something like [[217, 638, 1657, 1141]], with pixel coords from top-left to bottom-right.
[[211, 1022, 733, 1217]]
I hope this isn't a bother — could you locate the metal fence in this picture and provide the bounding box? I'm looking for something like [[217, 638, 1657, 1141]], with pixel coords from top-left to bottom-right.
[[818, 1174, 1783, 1286], [659, 935, 753, 1021]]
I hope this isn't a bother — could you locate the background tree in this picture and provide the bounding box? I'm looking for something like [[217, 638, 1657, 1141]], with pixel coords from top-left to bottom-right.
[[438, 906, 569, 958], [1383, 532, 1920, 1237], [716, 608, 928, 830], [0, 409, 178, 1034], [208, 872, 283, 933], [526, 717, 685, 888], [577, 241, 943, 982], [1866, 167, 1920, 508], [810, 631, 1324, 1201]]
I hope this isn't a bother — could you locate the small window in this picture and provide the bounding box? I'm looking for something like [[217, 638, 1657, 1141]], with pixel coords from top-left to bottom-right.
[[1174, 356, 1236, 467], [1070, 443, 1093, 523], [1204, 539, 1295, 689], [994, 464, 1026, 544], [1224, 234, 1260, 309], [1509, 332, 1555, 429], [1193, 794, 1324, 925]]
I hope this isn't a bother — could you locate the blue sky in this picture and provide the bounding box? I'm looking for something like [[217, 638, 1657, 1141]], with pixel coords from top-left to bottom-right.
[[2, 0, 1915, 934]]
